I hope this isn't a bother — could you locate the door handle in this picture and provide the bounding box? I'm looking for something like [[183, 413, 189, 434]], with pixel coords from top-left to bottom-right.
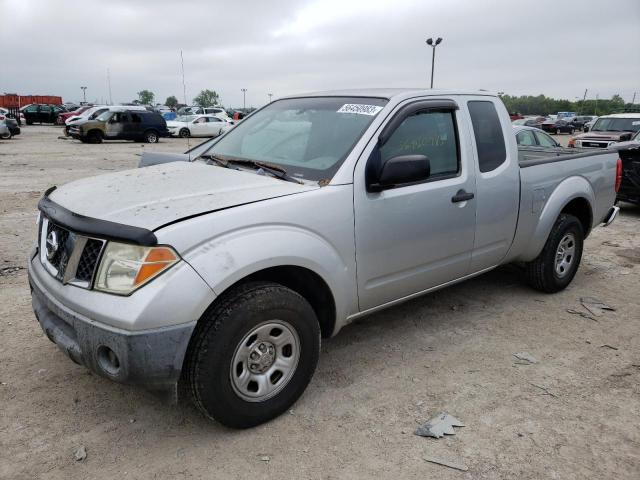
[[451, 189, 474, 203]]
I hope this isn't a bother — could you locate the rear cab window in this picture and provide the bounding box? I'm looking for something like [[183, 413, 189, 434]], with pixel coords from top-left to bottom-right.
[[468, 100, 507, 173]]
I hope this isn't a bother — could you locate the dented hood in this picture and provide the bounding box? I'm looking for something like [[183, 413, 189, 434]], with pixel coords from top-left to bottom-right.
[[49, 161, 318, 230]]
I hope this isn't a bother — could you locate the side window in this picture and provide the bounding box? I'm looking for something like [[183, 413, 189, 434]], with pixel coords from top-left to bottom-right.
[[516, 130, 536, 146], [535, 131, 557, 147], [209, 117, 221, 122], [131, 113, 142, 123], [468, 101, 507, 173], [40, 106, 52, 113], [380, 110, 459, 177], [26, 105, 38, 112]]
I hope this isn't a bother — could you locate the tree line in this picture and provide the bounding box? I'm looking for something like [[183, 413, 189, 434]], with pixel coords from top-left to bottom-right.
[[499, 93, 635, 116], [135, 89, 220, 108]]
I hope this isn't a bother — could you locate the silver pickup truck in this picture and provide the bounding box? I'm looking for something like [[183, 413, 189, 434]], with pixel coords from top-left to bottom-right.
[[29, 89, 621, 428]]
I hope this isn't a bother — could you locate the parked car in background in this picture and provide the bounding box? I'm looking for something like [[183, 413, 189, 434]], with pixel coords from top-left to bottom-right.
[[509, 112, 524, 121], [177, 106, 231, 121], [557, 111, 577, 119], [540, 118, 575, 135], [22, 104, 65, 125], [583, 116, 599, 132], [611, 130, 640, 205], [513, 125, 561, 149], [167, 114, 231, 138], [0, 107, 26, 125], [0, 120, 12, 139], [69, 109, 169, 143], [64, 105, 148, 134], [57, 105, 94, 125], [30, 89, 621, 428], [570, 115, 595, 130], [569, 113, 640, 148], [512, 116, 546, 128]]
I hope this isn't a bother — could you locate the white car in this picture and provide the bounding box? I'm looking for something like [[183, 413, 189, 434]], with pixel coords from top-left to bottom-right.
[[167, 114, 231, 138], [0, 107, 26, 124]]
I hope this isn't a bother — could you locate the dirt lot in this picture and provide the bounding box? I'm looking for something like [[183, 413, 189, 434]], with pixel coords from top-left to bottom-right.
[[1, 126, 638, 479]]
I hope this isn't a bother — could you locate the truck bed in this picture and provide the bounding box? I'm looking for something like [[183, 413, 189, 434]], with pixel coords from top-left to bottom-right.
[[518, 145, 613, 167]]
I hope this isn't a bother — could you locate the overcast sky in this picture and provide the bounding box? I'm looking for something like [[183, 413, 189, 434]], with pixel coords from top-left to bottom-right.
[[1, 0, 639, 107]]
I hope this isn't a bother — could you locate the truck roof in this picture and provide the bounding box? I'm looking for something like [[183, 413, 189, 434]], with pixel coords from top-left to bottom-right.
[[283, 88, 498, 100]]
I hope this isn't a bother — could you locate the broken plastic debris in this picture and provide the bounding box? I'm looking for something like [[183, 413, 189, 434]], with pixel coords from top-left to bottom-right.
[[424, 454, 468, 472], [74, 445, 87, 462], [513, 352, 538, 364], [580, 297, 615, 317], [415, 412, 465, 438]]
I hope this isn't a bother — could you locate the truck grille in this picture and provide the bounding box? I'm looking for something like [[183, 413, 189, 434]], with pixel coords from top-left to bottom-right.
[[39, 217, 105, 288], [75, 239, 104, 282]]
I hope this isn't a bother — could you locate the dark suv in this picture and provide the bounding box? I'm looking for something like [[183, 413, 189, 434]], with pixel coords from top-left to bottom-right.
[[69, 109, 169, 143], [23, 104, 65, 125]]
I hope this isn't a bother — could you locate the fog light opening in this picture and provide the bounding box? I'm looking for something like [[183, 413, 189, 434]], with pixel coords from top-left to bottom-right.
[[97, 345, 121, 376]]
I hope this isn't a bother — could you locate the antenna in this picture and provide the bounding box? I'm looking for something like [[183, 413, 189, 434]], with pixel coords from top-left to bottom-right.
[[180, 50, 191, 155]]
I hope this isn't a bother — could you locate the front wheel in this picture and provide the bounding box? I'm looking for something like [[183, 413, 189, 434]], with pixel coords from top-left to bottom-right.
[[525, 214, 584, 293], [1, 131, 12, 139], [184, 282, 320, 428]]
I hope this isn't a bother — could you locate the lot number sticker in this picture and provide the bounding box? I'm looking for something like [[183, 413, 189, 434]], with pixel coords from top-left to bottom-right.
[[337, 104, 383, 116]]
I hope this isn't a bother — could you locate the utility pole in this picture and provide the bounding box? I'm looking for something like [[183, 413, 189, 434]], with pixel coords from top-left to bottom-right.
[[241, 88, 247, 109], [580, 89, 587, 115], [425, 37, 443, 88], [632, 92, 637, 104], [81, 86, 87, 104], [268, 93, 273, 103], [595, 94, 599, 116], [107, 68, 113, 105]]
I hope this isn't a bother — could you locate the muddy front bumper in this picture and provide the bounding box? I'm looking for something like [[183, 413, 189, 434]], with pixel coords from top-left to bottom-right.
[[28, 257, 197, 401]]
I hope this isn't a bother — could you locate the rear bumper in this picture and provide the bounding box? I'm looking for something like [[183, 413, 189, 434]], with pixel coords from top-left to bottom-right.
[[28, 255, 197, 401], [602, 205, 620, 227]]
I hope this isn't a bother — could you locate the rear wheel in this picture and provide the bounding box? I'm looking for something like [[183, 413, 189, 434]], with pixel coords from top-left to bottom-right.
[[144, 130, 159, 143], [179, 128, 190, 138], [1, 130, 12, 139], [525, 214, 584, 293], [184, 281, 320, 428]]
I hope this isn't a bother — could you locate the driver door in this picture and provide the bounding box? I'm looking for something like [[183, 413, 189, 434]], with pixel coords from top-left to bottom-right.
[[354, 99, 477, 310], [105, 112, 128, 138]]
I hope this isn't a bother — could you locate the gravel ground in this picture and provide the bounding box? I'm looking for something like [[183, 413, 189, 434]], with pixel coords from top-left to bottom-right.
[[1, 126, 638, 480]]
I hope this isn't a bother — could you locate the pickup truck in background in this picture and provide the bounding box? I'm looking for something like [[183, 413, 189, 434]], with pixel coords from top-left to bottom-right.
[[29, 89, 620, 428]]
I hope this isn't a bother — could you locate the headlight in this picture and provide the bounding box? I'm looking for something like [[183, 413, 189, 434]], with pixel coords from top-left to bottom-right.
[[94, 242, 179, 295]]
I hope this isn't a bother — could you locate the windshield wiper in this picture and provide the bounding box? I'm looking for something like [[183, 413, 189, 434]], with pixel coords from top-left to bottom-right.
[[226, 159, 304, 185], [200, 154, 236, 169]]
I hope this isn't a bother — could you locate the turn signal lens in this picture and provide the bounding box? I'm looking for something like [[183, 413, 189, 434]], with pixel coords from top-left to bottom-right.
[[95, 243, 179, 295]]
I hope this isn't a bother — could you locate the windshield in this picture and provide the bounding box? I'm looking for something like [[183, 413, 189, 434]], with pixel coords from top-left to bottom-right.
[[176, 115, 196, 122], [592, 117, 640, 132], [201, 96, 387, 181], [96, 110, 114, 122]]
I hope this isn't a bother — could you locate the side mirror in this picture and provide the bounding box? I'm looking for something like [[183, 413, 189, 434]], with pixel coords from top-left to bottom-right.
[[368, 154, 430, 192]]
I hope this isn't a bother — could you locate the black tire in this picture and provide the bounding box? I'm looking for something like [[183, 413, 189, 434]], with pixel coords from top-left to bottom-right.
[[144, 129, 159, 143], [525, 214, 584, 293], [26, 119, 33, 126], [184, 281, 320, 428], [179, 128, 190, 138], [87, 130, 102, 144]]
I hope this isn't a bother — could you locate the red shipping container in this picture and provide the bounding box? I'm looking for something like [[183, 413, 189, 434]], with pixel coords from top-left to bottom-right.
[[0, 94, 63, 108]]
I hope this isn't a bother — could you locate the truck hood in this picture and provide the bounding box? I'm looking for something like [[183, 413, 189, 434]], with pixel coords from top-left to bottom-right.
[[574, 131, 634, 141], [49, 161, 318, 230]]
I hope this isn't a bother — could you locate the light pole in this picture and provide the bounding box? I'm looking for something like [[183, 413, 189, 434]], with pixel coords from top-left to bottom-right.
[[81, 86, 87, 103], [241, 88, 247, 110], [268, 93, 273, 103], [425, 37, 443, 89]]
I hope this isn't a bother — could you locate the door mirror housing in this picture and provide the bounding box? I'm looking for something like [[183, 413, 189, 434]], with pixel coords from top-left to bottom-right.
[[368, 154, 431, 192]]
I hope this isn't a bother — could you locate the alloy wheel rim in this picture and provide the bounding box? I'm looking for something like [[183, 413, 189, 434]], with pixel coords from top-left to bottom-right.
[[555, 233, 576, 278], [230, 320, 300, 402]]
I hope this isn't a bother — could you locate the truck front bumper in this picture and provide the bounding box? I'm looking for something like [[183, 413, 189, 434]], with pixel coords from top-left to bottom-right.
[[28, 254, 201, 401]]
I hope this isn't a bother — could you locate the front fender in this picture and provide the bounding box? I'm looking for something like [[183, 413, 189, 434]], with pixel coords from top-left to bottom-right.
[[182, 224, 355, 328], [518, 176, 594, 261]]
